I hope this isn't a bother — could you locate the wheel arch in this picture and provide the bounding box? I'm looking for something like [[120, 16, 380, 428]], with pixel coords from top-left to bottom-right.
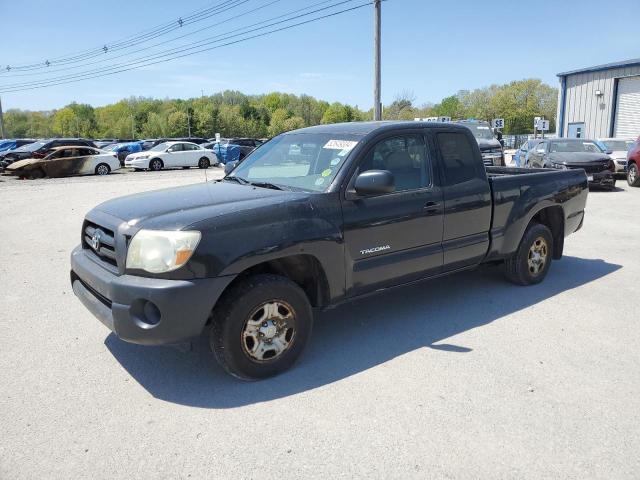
[[527, 205, 565, 260], [215, 254, 331, 309]]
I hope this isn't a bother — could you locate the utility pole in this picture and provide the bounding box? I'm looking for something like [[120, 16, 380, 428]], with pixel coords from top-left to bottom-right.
[[0, 96, 6, 139], [373, 0, 382, 121], [187, 111, 192, 137], [131, 115, 135, 139]]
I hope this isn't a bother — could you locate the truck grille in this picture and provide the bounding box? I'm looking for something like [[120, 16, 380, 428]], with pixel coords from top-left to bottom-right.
[[566, 162, 611, 174], [82, 220, 118, 269]]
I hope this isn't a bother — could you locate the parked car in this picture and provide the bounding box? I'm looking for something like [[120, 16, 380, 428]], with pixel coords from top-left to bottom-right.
[[513, 139, 542, 167], [596, 138, 634, 176], [71, 121, 588, 379], [5, 146, 120, 178], [627, 136, 640, 187], [214, 138, 265, 172], [456, 120, 504, 166], [124, 141, 217, 170], [0, 138, 97, 169], [0, 138, 36, 153], [106, 141, 144, 165], [526, 138, 616, 189]]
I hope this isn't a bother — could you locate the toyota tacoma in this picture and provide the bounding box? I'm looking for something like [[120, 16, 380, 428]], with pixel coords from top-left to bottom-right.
[[71, 122, 588, 379]]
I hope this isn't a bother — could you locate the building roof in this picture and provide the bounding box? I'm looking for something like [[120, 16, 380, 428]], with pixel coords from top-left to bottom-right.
[[557, 58, 640, 77]]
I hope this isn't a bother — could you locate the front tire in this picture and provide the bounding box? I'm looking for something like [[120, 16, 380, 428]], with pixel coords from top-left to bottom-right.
[[628, 163, 640, 187], [210, 274, 313, 380], [149, 158, 163, 171], [198, 157, 210, 169], [504, 222, 553, 286], [95, 163, 110, 176]]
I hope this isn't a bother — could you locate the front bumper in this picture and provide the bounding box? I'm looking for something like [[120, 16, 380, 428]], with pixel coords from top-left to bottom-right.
[[70, 245, 235, 345], [586, 171, 615, 186], [614, 160, 627, 173], [124, 157, 149, 168], [481, 152, 504, 166]]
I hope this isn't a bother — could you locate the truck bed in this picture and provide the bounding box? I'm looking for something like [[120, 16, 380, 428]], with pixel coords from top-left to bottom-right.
[[483, 166, 588, 262]]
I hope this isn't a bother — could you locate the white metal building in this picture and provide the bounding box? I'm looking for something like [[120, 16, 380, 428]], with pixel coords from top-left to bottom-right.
[[556, 58, 640, 139]]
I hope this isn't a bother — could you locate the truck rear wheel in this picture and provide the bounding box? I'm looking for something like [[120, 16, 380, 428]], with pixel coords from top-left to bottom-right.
[[504, 222, 553, 286], [210, 274, 313, 380]]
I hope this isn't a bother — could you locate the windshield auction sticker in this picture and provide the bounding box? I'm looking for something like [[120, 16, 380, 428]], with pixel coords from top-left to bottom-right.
[[323, 140, 358, 150]]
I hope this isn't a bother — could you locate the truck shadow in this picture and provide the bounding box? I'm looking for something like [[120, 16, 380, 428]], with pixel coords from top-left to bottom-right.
[[105, 255, 620, 409]]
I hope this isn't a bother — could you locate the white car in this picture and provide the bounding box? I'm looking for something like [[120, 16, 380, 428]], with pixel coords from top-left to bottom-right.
[[125, 141, 217, 171], [5, 146, 120, 178], [597, 138, 635, 174]]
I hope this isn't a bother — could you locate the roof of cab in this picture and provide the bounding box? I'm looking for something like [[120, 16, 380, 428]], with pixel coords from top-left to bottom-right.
[[290, 121, 470, 135]]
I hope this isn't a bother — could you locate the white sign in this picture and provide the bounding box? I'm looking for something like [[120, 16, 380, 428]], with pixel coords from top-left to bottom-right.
[[536, 120, 550, 131], [215, 132, 221, 143], [323, 139, 358, 150], [534, 117, 541, 129], [491, 118, 505, 129]]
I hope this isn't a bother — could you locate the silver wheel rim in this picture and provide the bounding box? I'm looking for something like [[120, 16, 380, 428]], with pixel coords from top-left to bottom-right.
[[97, 165, 108, 175], [528, 236, 548, 276], [630, 166, 637, 183], [241, 301, 295, 362], [151, 160, 161, 170]]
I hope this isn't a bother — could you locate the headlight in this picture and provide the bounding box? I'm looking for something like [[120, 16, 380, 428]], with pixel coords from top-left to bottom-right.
[[134, 154, 149, 160], [551, 162, 567, 170], [126, 230, 201, 273]]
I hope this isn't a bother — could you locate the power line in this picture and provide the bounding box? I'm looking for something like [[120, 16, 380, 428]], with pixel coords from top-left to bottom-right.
[[2, 0, 340, 79], [1, 0, 247, 73], [0, 0, 369, 93]]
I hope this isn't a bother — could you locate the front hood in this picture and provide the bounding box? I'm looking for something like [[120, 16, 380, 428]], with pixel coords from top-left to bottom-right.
[[5, 158, 39, 170], [548, 152, 610, 164], [93, 180, 309, 230], [476, 138, 501, 150], [610, 150, 628, 160]]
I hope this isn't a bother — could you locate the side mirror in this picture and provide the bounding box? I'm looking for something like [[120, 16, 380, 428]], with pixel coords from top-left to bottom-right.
[[605, 149, 613, 155], [354, 170, 395, 196]]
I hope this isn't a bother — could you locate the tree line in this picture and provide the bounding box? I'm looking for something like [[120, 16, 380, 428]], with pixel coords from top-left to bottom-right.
[[2, 79, 557, 139]]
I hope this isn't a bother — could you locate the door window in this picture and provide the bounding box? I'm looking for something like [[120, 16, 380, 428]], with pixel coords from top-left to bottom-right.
[[168, 144, 184, 152], [436, 132, 481, 185], [358, 134, 430, 192]]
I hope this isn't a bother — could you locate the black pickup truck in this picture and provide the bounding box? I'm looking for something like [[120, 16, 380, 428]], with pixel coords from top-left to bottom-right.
[[71, 122, 588, 379]]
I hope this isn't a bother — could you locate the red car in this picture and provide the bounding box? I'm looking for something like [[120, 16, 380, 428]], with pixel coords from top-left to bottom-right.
[[628, 137, 640, 187]]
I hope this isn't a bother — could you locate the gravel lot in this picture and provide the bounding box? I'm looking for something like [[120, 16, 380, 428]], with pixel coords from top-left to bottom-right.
[[1, 168, 639, 479]]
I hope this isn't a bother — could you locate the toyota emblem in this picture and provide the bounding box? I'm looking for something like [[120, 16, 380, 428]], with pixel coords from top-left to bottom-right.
[[90, 230, 102, 251]]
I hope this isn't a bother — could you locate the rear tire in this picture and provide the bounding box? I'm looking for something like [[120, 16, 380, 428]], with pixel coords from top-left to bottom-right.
[[210, 274, 313, 380], [504, 222, 553, 286], [628, 163, 640, 187], [149, 158, 163, 171], [198, 157, 210, 169], [95, 163, 110, 176]]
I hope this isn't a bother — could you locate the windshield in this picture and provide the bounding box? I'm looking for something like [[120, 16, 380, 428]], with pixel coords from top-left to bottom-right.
[[229, 132, 362, 192], [150, 142, 169, 152], [16, 141, 46, 152], [462, 123, 495, 140], [550, 141, 602, 153], [601, 140, 633, 151]]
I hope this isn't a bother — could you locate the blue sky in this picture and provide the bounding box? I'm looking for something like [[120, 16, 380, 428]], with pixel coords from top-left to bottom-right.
[[1, 0, 638, 111]]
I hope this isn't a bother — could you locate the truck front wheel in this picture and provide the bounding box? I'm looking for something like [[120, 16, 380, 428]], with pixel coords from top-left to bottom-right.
[[210, 274, 313, 380], [504, 222, 553, 286]]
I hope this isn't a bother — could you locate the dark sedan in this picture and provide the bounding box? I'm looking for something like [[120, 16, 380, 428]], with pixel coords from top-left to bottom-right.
[[526, 139, 616, 189]]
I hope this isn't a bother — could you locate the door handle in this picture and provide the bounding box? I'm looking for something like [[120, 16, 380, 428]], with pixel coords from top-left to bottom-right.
[[423, 201, 441, 214]]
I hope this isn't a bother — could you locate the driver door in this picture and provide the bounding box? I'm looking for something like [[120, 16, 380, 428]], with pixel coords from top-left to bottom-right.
[[341, 132, 444, 297]]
